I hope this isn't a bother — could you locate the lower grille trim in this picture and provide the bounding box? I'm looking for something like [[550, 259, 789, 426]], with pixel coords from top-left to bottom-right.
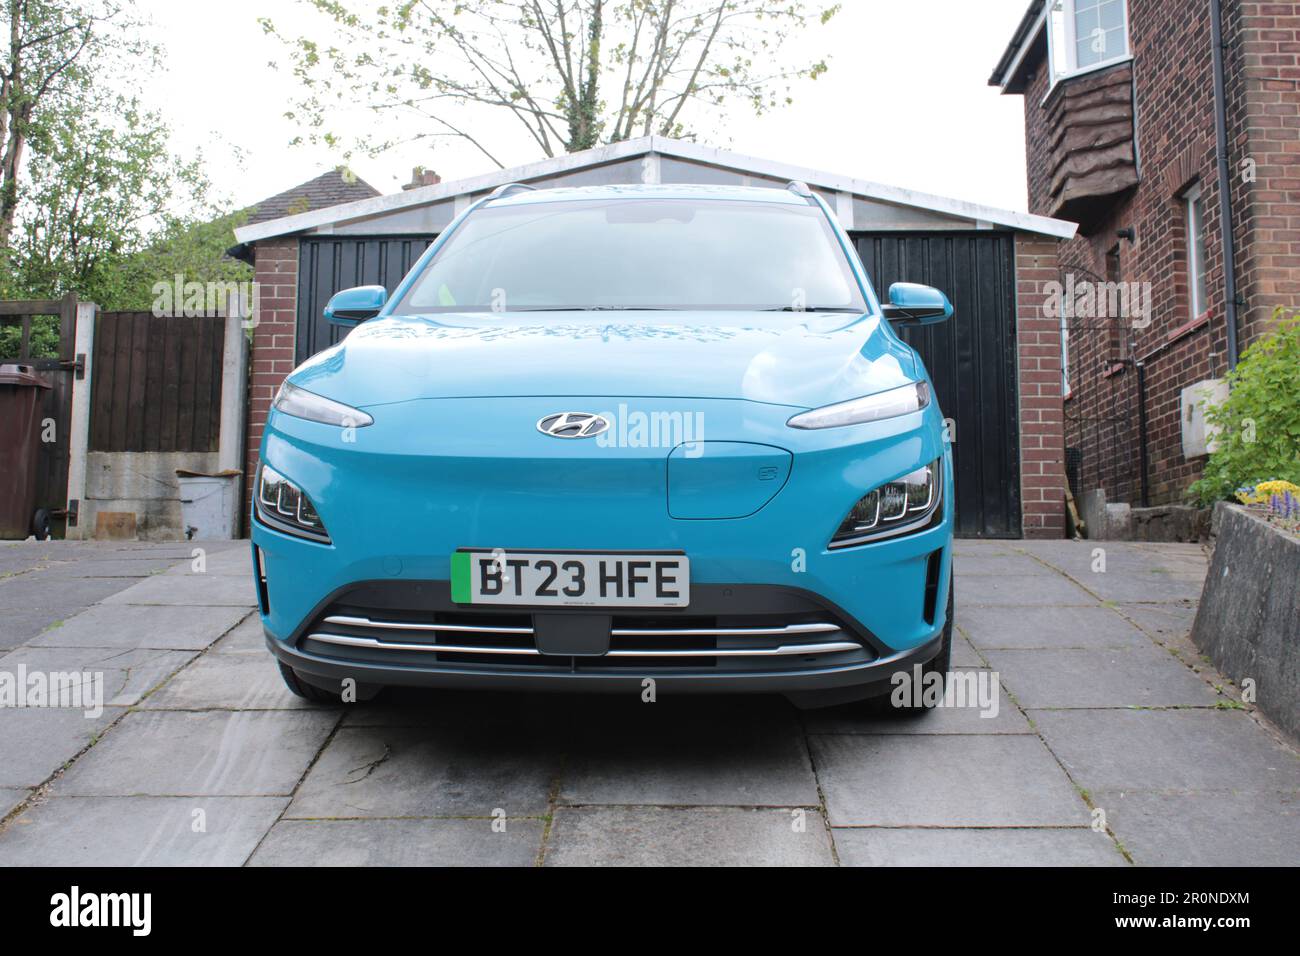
[[306, 631, 860, 659]]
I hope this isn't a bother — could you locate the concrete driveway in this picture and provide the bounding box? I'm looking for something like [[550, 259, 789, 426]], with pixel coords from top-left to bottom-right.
[[0, 537, 1296, 866]]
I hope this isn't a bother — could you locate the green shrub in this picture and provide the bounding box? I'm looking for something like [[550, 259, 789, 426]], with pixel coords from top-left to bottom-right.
[[1189, 309, 1300, 505]]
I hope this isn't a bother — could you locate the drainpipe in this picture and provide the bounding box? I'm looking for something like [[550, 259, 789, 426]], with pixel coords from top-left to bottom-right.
[[1210, 0, 1241, 371], [1135, 359, 1150, 507]]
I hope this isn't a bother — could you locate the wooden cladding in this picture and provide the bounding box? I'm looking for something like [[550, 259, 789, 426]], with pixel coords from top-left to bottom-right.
[[90, 312, 225, 453], [1043, 62, 1139, 232]]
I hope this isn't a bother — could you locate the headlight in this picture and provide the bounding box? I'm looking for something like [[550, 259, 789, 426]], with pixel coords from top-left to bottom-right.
[[830, 459, 942, 548], [787, 382, 929, 429], [255, 463, 331, 543], [273, 381, 374, 428]]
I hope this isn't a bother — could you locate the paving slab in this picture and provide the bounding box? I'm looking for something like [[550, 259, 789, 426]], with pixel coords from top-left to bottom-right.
[[1095, 789, 1300, 867], [161, 547, 254, 577], [802, 680, 1032, 735], [0, 646, 196, 706], [952, 553, 1056, 578], [36, 553, 178, 578], [286, 725, 559, 819], [0, 575, 137, 609], [53, 709, 339, 797], [957, 604, 1150, 650], [833, 826, 1125, 866], [1030, 708, 1300, 793], [28, 604, 249, 650], [0, 789, 28, 819], [949, 633, 984, 668], [545, 807, 835, 866], [956, 573, 1097, 607], [810, 733, 1088, 827], [1115, 602, 1199, 642], [99, 571, 256, 607], [560, 698, 819, 808], [0, 607, 76, 650], [207, 613, 266, 655], [985, 646, 1221, 709], [0, 796, 289, 866], [143, 652, 317, 710], [248, 818, 542, 867], [1054, 570, 1205, 605], [0, 706, 123, 789]]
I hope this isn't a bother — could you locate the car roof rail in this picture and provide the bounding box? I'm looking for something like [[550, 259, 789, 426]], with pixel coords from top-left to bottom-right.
[[786, 180, 815, 199], [486, 182, 539, 201]]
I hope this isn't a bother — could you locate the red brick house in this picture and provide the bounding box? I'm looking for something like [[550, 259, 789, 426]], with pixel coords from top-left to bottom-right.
[[991, 0, 1299, 512]]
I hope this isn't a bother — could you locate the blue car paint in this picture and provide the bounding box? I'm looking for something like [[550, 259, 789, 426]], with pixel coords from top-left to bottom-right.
[[253, 183, 954, 693]]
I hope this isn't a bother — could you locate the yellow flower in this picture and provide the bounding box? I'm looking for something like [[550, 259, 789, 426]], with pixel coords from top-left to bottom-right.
[[1255, 480, 1300, 496]]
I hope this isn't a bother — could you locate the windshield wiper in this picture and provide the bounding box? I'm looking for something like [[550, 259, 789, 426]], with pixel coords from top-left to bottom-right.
[[759, 306, 865, 313], [512, 305, 678, 312]]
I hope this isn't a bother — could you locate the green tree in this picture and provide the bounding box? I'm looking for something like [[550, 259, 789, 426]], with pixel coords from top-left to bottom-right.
[[1, 100, 240, 309], [261, 0, 839, 166], [1, 0, 153, 249], [1189, 309, 1300, 505]]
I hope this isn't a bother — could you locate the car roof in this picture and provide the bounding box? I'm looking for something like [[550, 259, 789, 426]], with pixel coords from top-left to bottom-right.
[[486, 182, 810, 207]]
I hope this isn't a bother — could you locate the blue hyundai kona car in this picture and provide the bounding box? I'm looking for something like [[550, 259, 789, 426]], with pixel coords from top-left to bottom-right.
[[252, 181, 955, 709]]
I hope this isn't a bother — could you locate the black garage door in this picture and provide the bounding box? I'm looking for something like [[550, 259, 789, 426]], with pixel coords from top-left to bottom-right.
[[853, 232, 1021, 538], [296, 236, 436, 363]]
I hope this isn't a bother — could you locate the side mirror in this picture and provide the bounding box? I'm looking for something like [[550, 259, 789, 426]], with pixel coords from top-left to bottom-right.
[[881, 282, 953, 326], [324, 285, 388, 327]]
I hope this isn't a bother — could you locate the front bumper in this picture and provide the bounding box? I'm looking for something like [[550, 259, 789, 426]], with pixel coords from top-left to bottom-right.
[[252, 394, 954, 699]]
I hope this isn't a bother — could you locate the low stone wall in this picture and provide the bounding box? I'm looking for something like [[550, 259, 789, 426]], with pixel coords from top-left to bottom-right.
[[83, 450, 220, 540], [1080, 489, 1210, 541], [1191, 502, 1300, 741]]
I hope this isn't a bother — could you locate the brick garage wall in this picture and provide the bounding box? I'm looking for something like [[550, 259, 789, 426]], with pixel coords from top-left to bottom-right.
[[1016, 235, 1067, 538], [243, 238, 299, 519]]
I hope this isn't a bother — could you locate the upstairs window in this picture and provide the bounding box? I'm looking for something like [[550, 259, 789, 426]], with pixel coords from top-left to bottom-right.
[[1047, 0, 1131, 84]]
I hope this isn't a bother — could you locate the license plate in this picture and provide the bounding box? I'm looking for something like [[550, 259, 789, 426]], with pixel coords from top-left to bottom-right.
[[451, 550, 689, 608]]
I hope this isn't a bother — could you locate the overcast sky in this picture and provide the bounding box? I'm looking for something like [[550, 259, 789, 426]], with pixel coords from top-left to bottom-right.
[[136, 0, 1032, 214]]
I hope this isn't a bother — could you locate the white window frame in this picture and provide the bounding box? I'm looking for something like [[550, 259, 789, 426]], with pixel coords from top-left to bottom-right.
[[1045, 0, 1132, 91], [1183, 183, 1209, 320]]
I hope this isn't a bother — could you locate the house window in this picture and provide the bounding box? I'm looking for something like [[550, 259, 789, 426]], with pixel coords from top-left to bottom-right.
[[1047, 0, 1131, 84], [1183, 183, 1209, 318]]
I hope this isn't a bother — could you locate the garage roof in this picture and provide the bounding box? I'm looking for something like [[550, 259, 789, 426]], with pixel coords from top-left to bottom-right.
[[234, 135, 1076, 243]]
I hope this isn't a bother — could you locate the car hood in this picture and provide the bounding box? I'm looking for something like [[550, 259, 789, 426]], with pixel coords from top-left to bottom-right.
[[289, 310, 919, 410]]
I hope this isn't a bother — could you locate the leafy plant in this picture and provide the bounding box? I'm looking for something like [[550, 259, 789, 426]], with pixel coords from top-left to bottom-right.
[[1189, 309, 1300, 505]]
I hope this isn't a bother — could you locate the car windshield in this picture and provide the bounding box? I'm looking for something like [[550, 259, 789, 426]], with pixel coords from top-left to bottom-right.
[[394, 197, 869, 313]]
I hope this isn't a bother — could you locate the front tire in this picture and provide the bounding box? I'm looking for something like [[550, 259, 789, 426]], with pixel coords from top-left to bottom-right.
[[277, 662, 350, 704]]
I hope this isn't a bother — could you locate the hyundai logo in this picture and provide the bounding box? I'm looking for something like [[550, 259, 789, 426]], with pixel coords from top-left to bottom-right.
[[536, 412, 611, 439]]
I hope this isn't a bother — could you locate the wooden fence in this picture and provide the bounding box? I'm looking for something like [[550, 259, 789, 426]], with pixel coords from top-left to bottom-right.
[[88, 311, 226, 453]]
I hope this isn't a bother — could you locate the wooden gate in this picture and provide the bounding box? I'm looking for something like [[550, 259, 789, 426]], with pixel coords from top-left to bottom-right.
[[0, 295, 81, 534], [88, 311, 225, 453]]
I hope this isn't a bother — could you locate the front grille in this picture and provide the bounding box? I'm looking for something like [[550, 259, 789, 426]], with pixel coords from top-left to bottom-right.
[[296, 582, 877, 675]]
